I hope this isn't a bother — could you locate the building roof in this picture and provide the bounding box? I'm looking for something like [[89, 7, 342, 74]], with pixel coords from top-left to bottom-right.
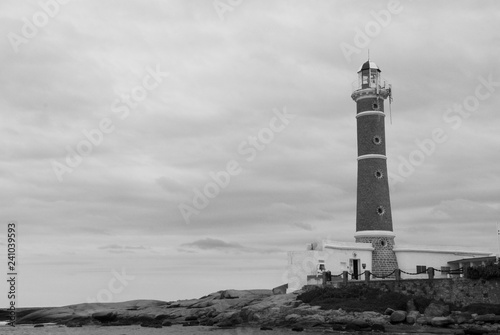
[[358, 60, 381, 73], [393, 244, 492, 255], [448, 256, 497, 265], [322, 240, 373, 251]]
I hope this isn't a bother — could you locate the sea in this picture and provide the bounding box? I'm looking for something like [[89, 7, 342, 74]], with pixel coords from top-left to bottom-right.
[[0, 325, 333, 335]]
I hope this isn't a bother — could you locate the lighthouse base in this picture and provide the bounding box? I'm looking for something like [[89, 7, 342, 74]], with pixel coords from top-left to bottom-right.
[[355, 231, 398, 278]]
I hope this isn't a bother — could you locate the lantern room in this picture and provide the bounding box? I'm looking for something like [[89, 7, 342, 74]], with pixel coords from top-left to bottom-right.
[[358, 60, 381, 89]]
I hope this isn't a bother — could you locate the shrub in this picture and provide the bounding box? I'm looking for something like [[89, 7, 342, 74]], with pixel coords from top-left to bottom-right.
[[465, 263, 500, 280], [297, 285, 409, 313]]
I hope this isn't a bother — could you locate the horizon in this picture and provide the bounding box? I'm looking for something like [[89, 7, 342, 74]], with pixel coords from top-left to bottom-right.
[[1, 0, 499, 308]]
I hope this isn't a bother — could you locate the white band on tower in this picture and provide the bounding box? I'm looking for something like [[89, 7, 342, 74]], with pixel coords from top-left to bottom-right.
[[357, 154, 387, 161], [356, 111, 385, 118], [354, 230, 395, 238]]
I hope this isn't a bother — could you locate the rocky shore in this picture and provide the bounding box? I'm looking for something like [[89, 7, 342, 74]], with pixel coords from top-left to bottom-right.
[[4, 287, 500, 334]]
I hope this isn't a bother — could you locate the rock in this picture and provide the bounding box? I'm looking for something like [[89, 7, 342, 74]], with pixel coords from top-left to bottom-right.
[[351, 319, 370, 328], [407, 299, 417, 312], [291, 326, 304, 331], [474, 314, 500, 323], [390, 310, 407, 323], [345, 323, 361, 331], [65, 321, 83, 327], [260, 326, 273, 330], [385, 308, 395, 315], [162, 320, 172, 326], [416, 316, 429, 325], [140, 322, 162, 328], [300, 314, 325, 324], [451, 312, 473, 324], [185, 315, 197, 321], [406, 310, 420, 324], [464, 326, 491, 334], [285, 314, 301, 322], [424, 303, 450, 317], [331, 323, 344, 331], [431, 316, 452, 327], [372, 323, 385, 332], [91, 311, 117, 323], [34, 324, 44, 327]]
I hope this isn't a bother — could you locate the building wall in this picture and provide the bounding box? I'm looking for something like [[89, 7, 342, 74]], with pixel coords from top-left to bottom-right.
[[322, 247, 373, 276], [395, 250, 491, 279], [287, 247, 373, 292], [349, 278, 500, 307], [287, 250, 325, 291]]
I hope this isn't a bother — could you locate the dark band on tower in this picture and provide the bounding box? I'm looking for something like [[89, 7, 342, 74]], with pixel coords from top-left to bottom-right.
[[351, 60, 398, 276]]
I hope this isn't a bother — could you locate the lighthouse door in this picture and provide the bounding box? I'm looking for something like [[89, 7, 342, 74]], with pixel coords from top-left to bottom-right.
[[350, 259, 360, 280]]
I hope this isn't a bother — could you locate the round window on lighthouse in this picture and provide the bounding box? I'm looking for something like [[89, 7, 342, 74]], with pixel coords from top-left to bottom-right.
[[377, 206, 385, 215], [372, 102, 380, 110], [373, 136, 382, 145], [374, 170, 384, 179]]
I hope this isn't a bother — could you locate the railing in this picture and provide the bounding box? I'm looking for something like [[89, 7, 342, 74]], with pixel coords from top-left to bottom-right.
[[351, 75, 391, 92], [317, 267, 464, 285]]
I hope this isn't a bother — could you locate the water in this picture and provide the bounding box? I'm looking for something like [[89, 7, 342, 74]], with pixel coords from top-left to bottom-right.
[[0, 325, 331, 335]]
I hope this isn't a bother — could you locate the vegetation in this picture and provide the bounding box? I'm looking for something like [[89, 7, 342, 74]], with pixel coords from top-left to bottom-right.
[[297, 285, 431, 313], [465, 263, 500, 280]]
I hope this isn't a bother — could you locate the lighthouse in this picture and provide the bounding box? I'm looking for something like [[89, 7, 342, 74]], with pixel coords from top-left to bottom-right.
[[351, 60, 398, 276]]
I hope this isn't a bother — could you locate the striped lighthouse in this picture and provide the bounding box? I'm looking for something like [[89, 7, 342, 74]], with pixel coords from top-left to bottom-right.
[[351, 60, 398, 276]]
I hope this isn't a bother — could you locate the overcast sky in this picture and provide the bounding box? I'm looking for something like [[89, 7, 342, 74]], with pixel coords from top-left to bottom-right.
[[1, 0, 499, 307]]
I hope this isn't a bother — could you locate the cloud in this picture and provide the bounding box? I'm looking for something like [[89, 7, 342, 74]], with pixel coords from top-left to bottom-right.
[[179, 238, 282, 255], [290, 222, 314, 231], [179, 238, 246, 252], [98, 244, 148, 253]]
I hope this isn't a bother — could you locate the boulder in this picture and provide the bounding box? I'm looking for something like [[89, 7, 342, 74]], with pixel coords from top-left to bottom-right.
[[474, 314, 500, 323], [407, 299, 417, 312], [91, 311, 117, 323], [372, 323, 385, 332], [291, 326, 304, 332], [406, 310, 420, 324], [350, 319, 370, 328], [331, 323, 344, 331], [450, 312, 473, 324], [385, 308, 395, 315], [431, 316, 452, 327], [464, 326, 491, 334], [344, 323, 361, 331], [284, 314, 301, 322], [390, 310, 407, 323], [424, 303, 450, 317]]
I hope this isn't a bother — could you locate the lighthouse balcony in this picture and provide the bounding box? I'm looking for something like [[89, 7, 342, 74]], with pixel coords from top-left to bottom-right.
[[351, 85, 391, 102], [351, 76, 391, 100]]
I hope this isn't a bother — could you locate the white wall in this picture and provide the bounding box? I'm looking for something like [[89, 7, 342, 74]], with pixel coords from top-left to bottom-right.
[[323, 247, 373, 277], [395, 249, 491, 279], [287, 246, 373, 292], [287, 250, 325, 291]]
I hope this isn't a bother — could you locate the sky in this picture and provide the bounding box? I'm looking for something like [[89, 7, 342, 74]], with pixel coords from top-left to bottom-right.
[[0, 0, 499, 308]]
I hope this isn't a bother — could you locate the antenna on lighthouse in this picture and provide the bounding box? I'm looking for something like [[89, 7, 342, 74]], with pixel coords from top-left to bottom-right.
[[388, 84, 393, 125]]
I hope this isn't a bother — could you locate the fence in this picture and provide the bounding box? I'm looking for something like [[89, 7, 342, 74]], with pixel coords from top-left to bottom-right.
[[316, 267, 464, 285]]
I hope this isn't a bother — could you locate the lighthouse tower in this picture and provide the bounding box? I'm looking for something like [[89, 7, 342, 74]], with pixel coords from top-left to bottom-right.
[[351, 60, 398, 276]]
